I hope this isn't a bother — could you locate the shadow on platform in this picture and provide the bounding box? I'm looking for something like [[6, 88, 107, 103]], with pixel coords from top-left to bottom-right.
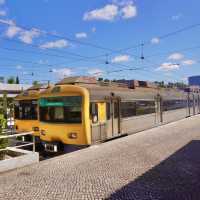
[[107, 140, 200, 200]]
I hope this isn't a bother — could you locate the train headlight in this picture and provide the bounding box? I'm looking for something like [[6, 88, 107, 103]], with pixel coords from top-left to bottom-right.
[[41, 130, 46, 136], [33, 127, 39, 131], [68, 132, 77, 139]]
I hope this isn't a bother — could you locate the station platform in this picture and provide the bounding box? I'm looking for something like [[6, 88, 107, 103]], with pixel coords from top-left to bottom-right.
[[0, 115, 200, 200]]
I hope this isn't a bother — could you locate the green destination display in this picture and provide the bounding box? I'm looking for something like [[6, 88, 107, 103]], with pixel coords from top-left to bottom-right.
[[39, 96, 82, 107]]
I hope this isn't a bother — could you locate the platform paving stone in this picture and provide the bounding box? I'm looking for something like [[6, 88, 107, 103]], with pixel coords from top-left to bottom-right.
[[0, 115, 200, 200]]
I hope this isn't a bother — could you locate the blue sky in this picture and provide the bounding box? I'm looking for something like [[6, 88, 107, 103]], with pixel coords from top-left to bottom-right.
[[0, 0, 199, 84]]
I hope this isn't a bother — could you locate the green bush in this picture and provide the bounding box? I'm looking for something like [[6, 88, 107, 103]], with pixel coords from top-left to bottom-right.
[[0, 114, 8, 150]]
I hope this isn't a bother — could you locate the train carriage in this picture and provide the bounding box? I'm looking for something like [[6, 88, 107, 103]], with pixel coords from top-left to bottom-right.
[[38, 77, 200, 152], [14, 84, 51, 138], [159, 88, 188, 123]]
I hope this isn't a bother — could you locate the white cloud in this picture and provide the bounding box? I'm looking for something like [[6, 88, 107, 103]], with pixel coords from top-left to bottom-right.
[[182, 59, 196, 66], [5, 25, 21, 38], [172, 14, 182, 21], [40, 39, 69, 49], [157, 62, 180, 71], [75, 32, 87, 39], [19, 28, 40, 44], [83, 4, 118, 21], [52, 68, 72, 78], [16, 65, 22, 69], [38, 59, 48, 64], [112, 0, 133, 6], [4, 21, 40, 44], [121, 4, 137, 19], [22, 71, 28, 75], [91, 27, 96, 33], [168, 53, 184, 60], [0, 18, 15, 26], [83, 1, 137, 21], [0, 10, 6, 16], [111, 54, 130, 63], [0, 0, 5, 5], [151, 37, 160, 44], [88, 68, 103, 76]]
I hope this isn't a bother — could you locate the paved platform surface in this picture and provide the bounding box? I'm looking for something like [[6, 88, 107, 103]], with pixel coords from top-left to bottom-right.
[[1, 115, 200, 200]]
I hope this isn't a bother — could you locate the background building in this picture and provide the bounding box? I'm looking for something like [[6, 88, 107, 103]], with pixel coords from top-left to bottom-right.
[[0, 83, 31, 127], [188, 76, 200, 86]]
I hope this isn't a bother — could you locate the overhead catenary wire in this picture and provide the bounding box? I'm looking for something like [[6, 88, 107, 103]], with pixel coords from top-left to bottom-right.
[[145, 44, 200, 58], [1, 20, 200, 60], [0, 20, 199, 82], [115, 23, 200, 53]]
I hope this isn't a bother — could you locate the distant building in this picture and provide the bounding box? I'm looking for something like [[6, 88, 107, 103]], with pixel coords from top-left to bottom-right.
[[116, 79, 157, 89], [0, 77, 4, 83], [0, 83, 31, 98], [188, 76, 200, 86]]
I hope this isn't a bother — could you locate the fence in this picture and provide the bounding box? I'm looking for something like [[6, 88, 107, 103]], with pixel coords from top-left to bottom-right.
[[0, 131, 35, 152]]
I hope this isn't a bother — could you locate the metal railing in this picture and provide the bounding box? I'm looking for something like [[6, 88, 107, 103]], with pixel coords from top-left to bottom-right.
[[0, 131, 35, 152]]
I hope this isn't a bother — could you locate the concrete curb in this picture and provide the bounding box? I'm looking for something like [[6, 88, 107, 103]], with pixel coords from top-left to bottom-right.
[[0, 147, 39, 173]]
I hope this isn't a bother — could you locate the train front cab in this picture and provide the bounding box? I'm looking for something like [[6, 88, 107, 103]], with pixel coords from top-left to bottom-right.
[[14, 84, 51, 140], [15, 92, 40, 137], [39, 85, 91, 152]]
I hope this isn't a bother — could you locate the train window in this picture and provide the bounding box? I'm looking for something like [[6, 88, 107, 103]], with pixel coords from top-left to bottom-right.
[[136, 101, 155, 116], [90, 103, 97, 115], [90, 103, 98, 123], [121, 102, 136, 118], [114, 102, 119, 118], [190, 99, 194, 108], [106, 103, 111, 120], [14, 102, 20, 119], [54, 107, 64, 120], [39, 96, 82, 123], [162, 100, 187, 111], [14, 100, 38, 120]]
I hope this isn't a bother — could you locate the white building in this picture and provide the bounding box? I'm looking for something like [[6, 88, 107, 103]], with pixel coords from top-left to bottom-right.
[[0, 83, 31, 98]]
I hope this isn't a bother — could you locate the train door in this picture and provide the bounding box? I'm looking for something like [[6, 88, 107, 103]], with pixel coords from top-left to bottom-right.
[[192, 94, 195, 115], [186, 93, 191, 117], [194, 94, 198, 115], [90, 102, 107, 143], [106, 99, 120, 138], [155, 94, 163, 123], [188, 93, 193, 116], [198, 95, 200, 114], [112, 100, 120, 137]]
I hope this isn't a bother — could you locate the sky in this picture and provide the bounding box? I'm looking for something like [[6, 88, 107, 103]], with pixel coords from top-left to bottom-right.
[[0, 0, 199, 84]]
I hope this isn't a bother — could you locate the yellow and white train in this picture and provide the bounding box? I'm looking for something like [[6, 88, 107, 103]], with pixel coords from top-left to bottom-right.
[[14, 77, 200, 152], [38, 77, 200, 152]]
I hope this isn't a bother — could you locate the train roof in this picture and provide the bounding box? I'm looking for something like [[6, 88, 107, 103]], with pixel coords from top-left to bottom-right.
[[40, 81, 188, 101], [15, 84, 52, 100]]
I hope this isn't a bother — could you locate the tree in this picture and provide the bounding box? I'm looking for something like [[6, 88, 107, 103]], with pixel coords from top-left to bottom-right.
[[0, 105, 8, 159], [104, 79, 110, 82], [154, 81, 165, 88], [33, 80, 40, 86], [16, 76, 20, 84], [166, 82, 188, 89], [98, 77, 103, 82], [7, 77, 15, 84]]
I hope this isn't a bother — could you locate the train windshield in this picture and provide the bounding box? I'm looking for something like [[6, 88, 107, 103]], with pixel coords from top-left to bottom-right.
[[14, 100, 38, 120], [39, 96, 82, 123]]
